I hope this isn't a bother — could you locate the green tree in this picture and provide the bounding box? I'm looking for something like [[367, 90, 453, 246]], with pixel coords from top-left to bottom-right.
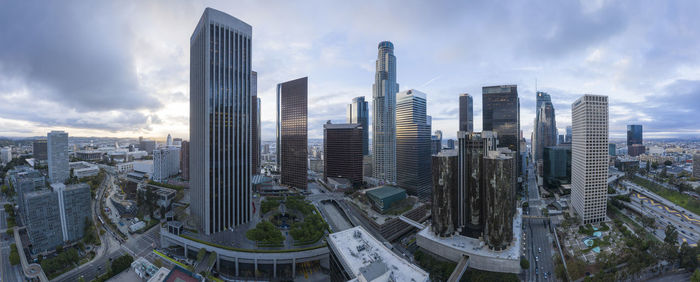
[[520, 258, 530, 269], [109, 254, 134, 276], [664, 160, 673, 166], [664, 225, 678, 246], [691, 268, 700, 282], [9, 243, 20, 265], [196, 248, 206, 261], [641, 215, 655, 230]]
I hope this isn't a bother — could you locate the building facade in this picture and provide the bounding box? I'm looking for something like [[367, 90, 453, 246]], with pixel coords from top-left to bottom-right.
[[482, 85, 520, 178], [396, 90, 432, 200], [48, 130, 69, 184], [33, 139, 48, 161], [347, 96, 369, 156], [626, 124, 643, 146], [459, 93, 473, 132], [190, 8, 253, 234], [483, 150, 516, 251], [0, 147, 10, 164], [533, 91, 557, 163], [431, 130, 442, 155], [180, 141, 189, 181], [694, 154, 700, 178], [571, 95, 609, 224], [323, 122, 363, 186], [153, 147, 181, 182], [372, 41, 398, 183], [276, 77, 308, 190], [543, 145, 572, 190], [252, 71, 261, 175], [457, 131, 497, 238], [431, 151, 458, 237]]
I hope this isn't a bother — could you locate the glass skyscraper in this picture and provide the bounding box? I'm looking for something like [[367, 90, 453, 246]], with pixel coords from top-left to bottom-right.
[[277, 77, 308, 190], [347, 96, 369, 156], [482, 85, 520, 176], [190, 8, 253, 234], [459, 93, 473, 132], [396, 89, 431, 200], [626, 124, 643, 146], [533, 91, 557, 162], [372, 41, 398, 183], [47, 130, 69, 184]]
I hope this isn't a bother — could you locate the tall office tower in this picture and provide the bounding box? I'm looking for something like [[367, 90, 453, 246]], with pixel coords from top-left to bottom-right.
[[571, 95, 609, 224], [251, 71, 261, 174], [166, 134, 173, 146], [459, 93, 474, 132], [626, 124, 645, 156], [372, 41, 399, 182], [608, 143, 616, 156], [446, 139, 455, 150], [431, 133, 442, 155], [694, 154, 700, 178], [558, 135, 565, 145], [626, 124, 643, 146], [533, 92, 557, 162], [457, 131, 497, 238], [482, 85, 520, 177], [190, 8, 253, 234], [277, 77, 308, 190], [483, 150, 516, 250], [153, 147, 181, 182], [47, 130, 69, 184], [180, 141, 189, 180], [431, 150, 458, 237], [33, 140, 48, 161], [323, 122, 364, 186], [396, 90, 432, 200], [347, 96, 370, 156], [565, 126, 572, 143]]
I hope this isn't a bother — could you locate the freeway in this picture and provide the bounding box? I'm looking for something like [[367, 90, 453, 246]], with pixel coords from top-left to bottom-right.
[[626, 192, 699, 247], [523, 162, 555, 281]]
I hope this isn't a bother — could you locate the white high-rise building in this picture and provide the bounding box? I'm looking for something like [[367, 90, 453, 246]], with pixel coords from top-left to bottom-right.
[[152, 147, 180, 182], [571, 94, 609, 224], [372, 41, 399, 183], [190, 8, 253, 234], [0, 147, 11, 164], [48, 130, 69, 184], [166, 134, 173, 147]]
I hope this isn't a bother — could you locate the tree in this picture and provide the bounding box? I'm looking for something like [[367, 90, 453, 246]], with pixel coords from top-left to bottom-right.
[[520, 258, 530, 269], [641, 216, 655, 230], [56, 245, 64, 253], [196, 248, 206, 261], [651, 162, 659, 170], [692, 268, 700, 282], [664, 160, 673, 166], [109, 254, 134, 276], [9, 243, 20, 265], [664, 225, 678, 246]]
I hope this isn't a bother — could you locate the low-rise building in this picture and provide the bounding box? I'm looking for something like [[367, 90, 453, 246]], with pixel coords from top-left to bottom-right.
[[365, 186, 406, 213], [327, 226, 429, 282], [152, 147, 180, 182], [76, 150, 103, 161], [69, 161, 99, 178], [116, 162, 134, 173]]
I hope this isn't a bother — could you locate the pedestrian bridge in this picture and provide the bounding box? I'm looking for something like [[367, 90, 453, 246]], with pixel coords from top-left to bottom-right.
[[447, 255, 470, 282], [398, 215, 425, 229]]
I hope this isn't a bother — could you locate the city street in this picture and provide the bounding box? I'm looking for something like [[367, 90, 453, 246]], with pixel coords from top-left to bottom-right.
[[524, 163, 555, 281], [1, 206, 23, 282]]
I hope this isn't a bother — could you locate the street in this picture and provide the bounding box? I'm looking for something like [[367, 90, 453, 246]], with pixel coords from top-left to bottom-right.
[[523, 163, 555, 281]]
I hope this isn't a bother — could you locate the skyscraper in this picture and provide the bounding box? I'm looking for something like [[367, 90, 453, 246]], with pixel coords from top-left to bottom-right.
[[533, 92, 557, 162], [153, 147, 180, 182], [190, 8, 252, 234], [347, 96, 369, 156], [277, 77, 308, 190], [252, 71, 261, 174], [565, 126, 572, 143], [457, 131, 497, 238], [626, 124, 643, 146], [33, 139, 47, 161], [459, 93, 473, 132], [372, 41, 398, 183], [627, 124, 645, 156], [166, 134, 173, 146], [483, 149, 516, 250], [482, 85, 520, 181], [431, 150, 458, 237], [431, 130, 442, 155], [180, 140, 189, 181], [694, 154, 700, 178], [396, 89, 432, 200], [324, 122, 363, 186], [47, 130, 69, 184], [571, 94, 608, 224]]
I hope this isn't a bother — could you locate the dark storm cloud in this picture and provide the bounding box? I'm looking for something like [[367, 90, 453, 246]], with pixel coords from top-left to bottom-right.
[[0, 1, 161, 115]]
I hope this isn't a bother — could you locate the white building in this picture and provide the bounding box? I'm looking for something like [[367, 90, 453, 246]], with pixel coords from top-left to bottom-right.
[[48, 131, 70, 184], [152, 147, 180, 182], [328, 226, 429, 282], [116, 162, 135, 173], [0, 147, 11, 164], [571, 94, 609, 224], [69, 161, 99, 178], [166, 134, 172, 147]]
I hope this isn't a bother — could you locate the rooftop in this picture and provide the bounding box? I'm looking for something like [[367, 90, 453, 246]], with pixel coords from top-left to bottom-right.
[[365, 185, 405, 200], [328, 226, 429, 282]]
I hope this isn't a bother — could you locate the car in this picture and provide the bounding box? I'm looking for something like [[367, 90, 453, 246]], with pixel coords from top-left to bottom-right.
[[535, 256, 539, 262], [538, 247, 542, 253]]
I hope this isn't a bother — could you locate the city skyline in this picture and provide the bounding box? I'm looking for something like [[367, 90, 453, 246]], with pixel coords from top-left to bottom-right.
[[1, 2, 699, 140]]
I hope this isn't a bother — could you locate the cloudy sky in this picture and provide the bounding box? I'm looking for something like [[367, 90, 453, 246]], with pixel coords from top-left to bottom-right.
[[1, 0, 699, 141]]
